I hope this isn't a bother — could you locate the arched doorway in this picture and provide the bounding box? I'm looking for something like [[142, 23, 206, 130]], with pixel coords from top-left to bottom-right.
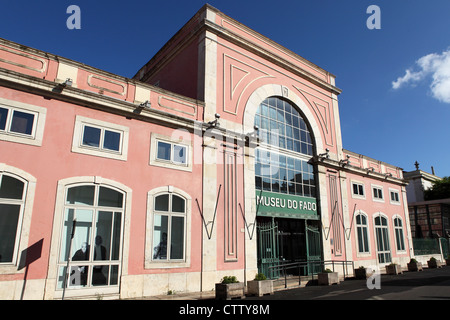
[[254, 96, 321, 278]]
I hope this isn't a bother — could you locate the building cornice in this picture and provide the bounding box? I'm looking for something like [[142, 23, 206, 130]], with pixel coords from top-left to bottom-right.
[[313, 155, 408, 186], [134, 4, 342, 96]]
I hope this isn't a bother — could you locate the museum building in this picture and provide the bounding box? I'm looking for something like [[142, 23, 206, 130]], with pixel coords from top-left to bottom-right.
[[0, 5, 412, 299]]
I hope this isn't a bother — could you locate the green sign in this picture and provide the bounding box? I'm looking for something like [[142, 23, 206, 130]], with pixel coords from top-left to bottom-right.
[[255, 191, 318, 220]]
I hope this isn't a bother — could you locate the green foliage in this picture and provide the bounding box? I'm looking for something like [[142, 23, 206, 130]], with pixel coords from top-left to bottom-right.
[[323, 268, 333, 273], [424, 176, 450, 201], [254, 273, 267, 281], [221, 276, 239, 284], [409, 258, 418, 263]]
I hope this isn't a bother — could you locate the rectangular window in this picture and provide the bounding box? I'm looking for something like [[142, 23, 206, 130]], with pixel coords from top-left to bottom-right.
[[373, 186, 383, 200], [156, 140, 187, 166], [81, 125, 122, 152], [0, 107, 9, 130], [352, 182, 365, 197], [10, 110, 35, 135], [0, 106, 37, 137], [72, 116, 129, 161], [157, 141, 171, 161], [390, 190, 400, 203]]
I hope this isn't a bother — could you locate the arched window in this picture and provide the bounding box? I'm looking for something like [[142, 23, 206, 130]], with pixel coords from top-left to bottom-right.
[[152, 193, 186, 261], [374, 215, 391, 264], [254, 97, 316, 197], [0, 173, 26, 264], [254, 97, 313, 155], [57, 184, 124, 289], [356, 213, 369, 254], [393, 217, 405, 251]]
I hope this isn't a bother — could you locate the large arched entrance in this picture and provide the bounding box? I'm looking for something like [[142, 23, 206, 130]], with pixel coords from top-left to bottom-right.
[[253, 96, 321, 278]]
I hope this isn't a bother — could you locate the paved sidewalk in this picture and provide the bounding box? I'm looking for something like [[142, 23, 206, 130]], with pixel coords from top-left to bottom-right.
[[129, 266, 450, 300]]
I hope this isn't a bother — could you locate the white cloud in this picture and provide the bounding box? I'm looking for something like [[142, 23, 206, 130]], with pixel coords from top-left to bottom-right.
[[392, 49, 450, 103]]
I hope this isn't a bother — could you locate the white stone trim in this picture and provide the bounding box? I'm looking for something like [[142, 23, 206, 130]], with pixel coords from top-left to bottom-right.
[[149, 132, 193, 172], [144, 186, 191, 269], [0, 97, 46, 147], [44, 176, 132, 300], [71, 115, 129, 161], [0, 164, 36, 275]]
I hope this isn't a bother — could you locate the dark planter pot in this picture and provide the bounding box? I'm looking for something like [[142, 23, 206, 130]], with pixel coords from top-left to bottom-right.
[[407, 262, 423, 272], [427, 259, 443, 268], [385, 264, 403, 275], [354, 267, 374, 279], [318, 272, 339, 285], [215, 282, 245, 300]]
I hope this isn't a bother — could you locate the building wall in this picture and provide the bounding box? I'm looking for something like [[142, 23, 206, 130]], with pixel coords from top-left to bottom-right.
[[0, 4, 413, 299], [0, 38, 207, 299]]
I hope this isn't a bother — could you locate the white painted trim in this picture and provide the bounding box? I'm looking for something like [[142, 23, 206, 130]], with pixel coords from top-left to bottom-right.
[[144, 186, 192, 269], [44, 176, 132, 300], [71, 115, 129, 161], [0, 97, 46, 147], [0, 164, 36, 275]]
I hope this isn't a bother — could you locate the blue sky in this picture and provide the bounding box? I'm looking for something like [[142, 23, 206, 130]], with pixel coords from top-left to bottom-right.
[[1, 0, 450, 177]]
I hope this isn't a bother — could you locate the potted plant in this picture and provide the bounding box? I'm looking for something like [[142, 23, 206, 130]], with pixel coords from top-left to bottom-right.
[[407, 258, 423, 272], [354, 266, 374, 279], [427, 257, 443, 268], [318, 268, 339, 285], [247, 273, 274, 297], [385, 263, 403, 275], [215, 276, 245, 300]]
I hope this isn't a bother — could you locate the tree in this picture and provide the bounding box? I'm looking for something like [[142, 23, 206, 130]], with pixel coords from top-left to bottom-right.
[[424, 176, 450, 200]]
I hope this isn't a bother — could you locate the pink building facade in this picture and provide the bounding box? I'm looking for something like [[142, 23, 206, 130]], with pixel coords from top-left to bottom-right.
[[0, 5, 412, 299]]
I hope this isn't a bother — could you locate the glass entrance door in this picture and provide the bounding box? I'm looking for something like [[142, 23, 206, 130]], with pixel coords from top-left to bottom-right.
[[375, 216, 391, 264], [57, 185, 124, 295]]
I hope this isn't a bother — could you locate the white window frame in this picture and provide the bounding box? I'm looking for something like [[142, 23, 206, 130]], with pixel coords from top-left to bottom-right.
[[149, 133, 192, 172], [145, 186, 191, 269], [47, 176, 132, 299], [355, 211, 370, 256], [72, 116, 129, 161], [351, 181, 366, 200], [371, 184, 384, 203], [393, 215, 406, 253], [0, 97, 46, 147], [373, 213, 392, 264], [0, 164, 36, 275], [389, 188, 401, 205]]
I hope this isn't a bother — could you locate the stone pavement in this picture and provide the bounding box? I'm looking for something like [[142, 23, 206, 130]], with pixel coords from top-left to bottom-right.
[[129, 265, 450, 300]]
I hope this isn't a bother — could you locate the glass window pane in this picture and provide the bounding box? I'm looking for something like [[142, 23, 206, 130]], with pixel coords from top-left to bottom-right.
[[170, 216, 184, 260], [111, 212, 122, 260], [98, 187, 123, 208], [173, 145, 187, 164], [172, 195, 185, 213], [363, 228, 369, 252], [0, 107, 8, 130], [66, 186, 95, 206], [0, 204, 21, 263], [103, 130, 121, 151], [0, 175, 24, 200], [82, 126, 101, 148], [95, 211, 112, 261], [255, 176, 262, 190], [155, 194, 169, 211], [10, 110, 34, 135], [110, 265, 119, 285], [157, 141, 171, 161], [153, 215, 168, 260], [71, 209, 93, 261], [92, 265, 109, 286], [357, 227, 363, 253]]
